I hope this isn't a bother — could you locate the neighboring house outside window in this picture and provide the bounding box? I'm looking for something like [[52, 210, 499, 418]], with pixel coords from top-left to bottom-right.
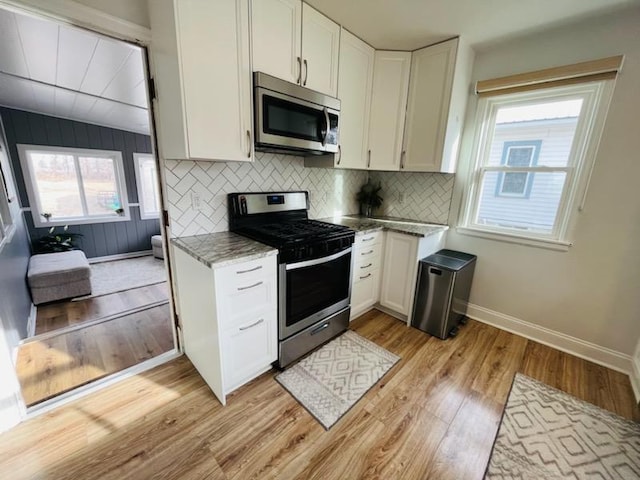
[[17, 144, 129, 227], [133, 153, 160, 220], [459, 80, 615, 248], [495, 140, 542, 198]]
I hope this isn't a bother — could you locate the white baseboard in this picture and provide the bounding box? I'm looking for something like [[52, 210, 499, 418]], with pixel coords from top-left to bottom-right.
[[88, 250, 153, 264], [466, 303, 633, 375]]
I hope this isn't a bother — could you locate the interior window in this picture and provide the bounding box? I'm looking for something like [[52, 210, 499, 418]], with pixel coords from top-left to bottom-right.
[[17, 145, 129, 226], [134, 153, 160, 219]]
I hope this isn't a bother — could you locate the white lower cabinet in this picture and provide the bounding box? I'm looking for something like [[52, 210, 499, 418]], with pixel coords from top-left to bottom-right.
[[379, 230, 446, 323], [350, 231, 384, 320], [172, 247, 277, 405]]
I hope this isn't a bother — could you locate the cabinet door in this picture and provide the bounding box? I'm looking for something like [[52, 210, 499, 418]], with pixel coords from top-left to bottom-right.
[[350, 269, 380, 320], [301, 3, 340, 96], [336, 28, 374, 170], [402, 38, 457, 172], [368, 51, 411, 171], [379, 231, 418, 315], [177, 0, 253, 161], [223, 310, 277, 393], [251, 0, 302, 85]]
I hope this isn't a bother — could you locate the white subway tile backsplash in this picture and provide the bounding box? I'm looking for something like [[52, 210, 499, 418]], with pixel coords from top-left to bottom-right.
[[164, 152, 368, 237], [368, 171, 455, 224]]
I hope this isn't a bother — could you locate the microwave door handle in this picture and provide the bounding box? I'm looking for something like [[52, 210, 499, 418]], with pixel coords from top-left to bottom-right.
[[321, 107, 330, 146]]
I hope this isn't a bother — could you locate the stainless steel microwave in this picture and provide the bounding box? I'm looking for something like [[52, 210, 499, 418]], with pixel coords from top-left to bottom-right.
[[254, 72, 340, 156]]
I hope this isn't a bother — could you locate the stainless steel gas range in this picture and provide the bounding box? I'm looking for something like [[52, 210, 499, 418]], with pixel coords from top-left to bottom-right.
[[228, 191, 354, 367]]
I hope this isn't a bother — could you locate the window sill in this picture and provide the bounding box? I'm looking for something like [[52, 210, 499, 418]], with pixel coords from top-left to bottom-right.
[[32, 214, 132, 228], [455, 226, 572, 252]]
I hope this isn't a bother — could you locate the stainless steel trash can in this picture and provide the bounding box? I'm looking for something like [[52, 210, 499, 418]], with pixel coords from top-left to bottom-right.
[[410, 249, 476, 339]]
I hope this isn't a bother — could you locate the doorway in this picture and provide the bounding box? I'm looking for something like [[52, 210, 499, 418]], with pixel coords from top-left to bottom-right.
[[0, 4, 178, 407]]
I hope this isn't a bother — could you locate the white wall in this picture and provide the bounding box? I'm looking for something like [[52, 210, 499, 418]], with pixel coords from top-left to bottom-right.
[[447, 6, 640, 360], [74, 0, 149, 27]]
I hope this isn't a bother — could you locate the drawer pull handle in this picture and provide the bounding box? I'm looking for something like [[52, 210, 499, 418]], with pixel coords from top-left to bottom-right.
[[236, 265, 263, 274], [310, 322, 330, 335], [360, 263, 372, 269], [239, 318, 264, 331], [238, 281, 263, 291], [359, 273, 372, 280], [362, 236, 375, 242], [361, 250, 374, 255]]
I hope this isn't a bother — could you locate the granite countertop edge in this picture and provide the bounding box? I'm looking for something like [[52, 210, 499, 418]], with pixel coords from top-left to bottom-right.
[[320, 216, 449, 238], [170, 232, 278, 269]]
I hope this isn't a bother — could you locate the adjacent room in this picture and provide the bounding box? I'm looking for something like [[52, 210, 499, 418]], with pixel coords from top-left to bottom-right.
[[0, 5, 175, 407], [0, 0, 638, 479]]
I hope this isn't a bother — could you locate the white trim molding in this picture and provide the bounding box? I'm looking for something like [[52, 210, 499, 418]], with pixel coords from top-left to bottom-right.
[[26, 303, 37, 338], [88, 250, 153, 264], [0, 0, 151, 44], [632, 340, 640, 403], [466, 303, 633, 374]]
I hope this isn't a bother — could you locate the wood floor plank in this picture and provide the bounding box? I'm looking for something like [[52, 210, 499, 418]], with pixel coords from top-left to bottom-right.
[[3, 310, 638, 480], [17, 304, 175, 406], [471, 329, 528, 403]]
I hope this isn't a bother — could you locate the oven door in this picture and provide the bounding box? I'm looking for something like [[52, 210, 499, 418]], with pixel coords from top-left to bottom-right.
[[279, 247, 352, 340], [255, 87, 339, 154]]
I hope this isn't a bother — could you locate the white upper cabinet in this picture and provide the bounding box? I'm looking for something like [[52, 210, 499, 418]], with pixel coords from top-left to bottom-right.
[[251, 0, 302, 84], [402, 37, 474, 173], [301, 3, 340, 96], [368, 51, 412, 171], [336, 28, 374, 169], [149, 0, 253, 162], [251, 0, 339, 96]]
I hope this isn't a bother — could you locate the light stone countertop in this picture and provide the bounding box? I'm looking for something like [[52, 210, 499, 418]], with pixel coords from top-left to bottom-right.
[[171, 232, 277, 268], [320, 215, 449, 238]]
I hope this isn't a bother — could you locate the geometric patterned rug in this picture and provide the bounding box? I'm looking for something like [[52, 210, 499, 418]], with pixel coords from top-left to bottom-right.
[[275, 330, 400, 430], [485, 373, 640, 479]]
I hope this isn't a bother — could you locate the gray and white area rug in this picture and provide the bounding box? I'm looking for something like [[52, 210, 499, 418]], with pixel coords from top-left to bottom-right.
[[75, 255, 166, 299], [276, 330, 400, 429], [485, 373, 640, 479]]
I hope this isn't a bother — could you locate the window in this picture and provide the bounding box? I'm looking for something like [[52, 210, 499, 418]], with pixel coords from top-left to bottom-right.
[[17, 145, 129, 227], [0, 147, 15, 248], [134, 153, 160, 219], [496, 140, 541, 198], [460, 81, 614, 248]]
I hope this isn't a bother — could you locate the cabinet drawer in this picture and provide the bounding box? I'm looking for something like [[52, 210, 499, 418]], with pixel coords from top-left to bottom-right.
[[217, 277, 277, 330], [353, 256, 380, 281], [222, 310, 277, 393], [354, 242, 383, 262], [354, 231, 383, 249], [217, 256, 276, 294], [351, 268, 380, 320]]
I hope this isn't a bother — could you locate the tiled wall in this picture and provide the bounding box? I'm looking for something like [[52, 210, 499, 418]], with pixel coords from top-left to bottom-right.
[[164, 152, 368, 237], [368, 171, 455, 225]]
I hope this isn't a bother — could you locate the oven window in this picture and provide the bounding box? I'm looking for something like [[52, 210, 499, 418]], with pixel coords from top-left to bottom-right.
[[286, 251, 351, 326], [263, 95, 323, 142]]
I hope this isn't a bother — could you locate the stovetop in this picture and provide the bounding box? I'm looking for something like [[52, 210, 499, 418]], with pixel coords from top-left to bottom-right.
[[234, 219, 352, 248]]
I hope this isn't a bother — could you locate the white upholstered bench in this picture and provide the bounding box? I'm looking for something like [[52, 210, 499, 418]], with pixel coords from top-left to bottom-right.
[[27, 251, 92, 305], [151, 234, 164, 259]]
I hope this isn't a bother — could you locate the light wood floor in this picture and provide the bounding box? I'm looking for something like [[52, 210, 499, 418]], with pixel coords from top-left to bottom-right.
[[35, 282, 169, 334], [2, 310, 638, 479], [16, 303, 175, 406]]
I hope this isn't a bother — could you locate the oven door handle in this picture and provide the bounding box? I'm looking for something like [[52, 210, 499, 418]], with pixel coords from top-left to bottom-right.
[[285, 247, 352, 271]]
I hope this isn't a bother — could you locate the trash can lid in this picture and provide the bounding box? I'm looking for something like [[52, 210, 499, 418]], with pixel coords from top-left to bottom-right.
[[420, 249, 476, 271]]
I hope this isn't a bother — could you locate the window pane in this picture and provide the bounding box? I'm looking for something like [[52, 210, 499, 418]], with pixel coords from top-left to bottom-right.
[[137, 156, 159, 216], [501, 172, 529, 195], [79, 156, 120, 216], [476, 171, 567, 234], [487, 99, 582, 167], [29, 153, 83, 219]]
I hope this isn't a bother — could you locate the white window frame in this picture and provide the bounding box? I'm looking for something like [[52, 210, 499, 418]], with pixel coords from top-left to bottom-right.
[[133, 153, 160, 220], [17, 144, 130, 227], [458, 81, 615, 250]]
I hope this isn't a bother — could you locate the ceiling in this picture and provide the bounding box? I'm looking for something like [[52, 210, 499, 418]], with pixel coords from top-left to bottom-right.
[[305, 0, 639, 50], [0, 7, 149, 135]]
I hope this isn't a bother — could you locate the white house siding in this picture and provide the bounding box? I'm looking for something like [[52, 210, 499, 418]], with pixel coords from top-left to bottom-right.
[[477, 117, 578, 231]]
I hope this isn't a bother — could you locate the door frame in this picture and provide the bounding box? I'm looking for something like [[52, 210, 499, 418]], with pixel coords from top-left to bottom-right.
[[0, 0, 183, 421]]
